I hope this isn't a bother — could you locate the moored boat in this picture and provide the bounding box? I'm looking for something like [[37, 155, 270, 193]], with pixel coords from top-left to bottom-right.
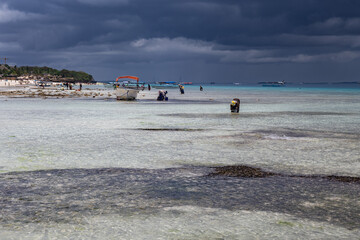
[[115, 87, 140, 100], [259, 81, 286, 87], [151, 81, 179, 89], [114, 76, 142, 100]]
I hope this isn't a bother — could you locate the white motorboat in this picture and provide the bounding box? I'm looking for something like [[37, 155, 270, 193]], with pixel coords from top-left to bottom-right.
[[114, 75, 142, 100], [115, 87, 140, 100]]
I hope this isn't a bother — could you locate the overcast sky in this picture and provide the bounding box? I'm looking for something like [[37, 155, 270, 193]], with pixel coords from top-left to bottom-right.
[[1, 0, 360, 83]]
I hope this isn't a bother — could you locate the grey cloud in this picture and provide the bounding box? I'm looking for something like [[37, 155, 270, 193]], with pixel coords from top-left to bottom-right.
[[222, 51, 360, 64], [77, 0, 129, 6], [307, 17, 360, 34], [0, 3, 42, 23], [2, 0, 360, 82]]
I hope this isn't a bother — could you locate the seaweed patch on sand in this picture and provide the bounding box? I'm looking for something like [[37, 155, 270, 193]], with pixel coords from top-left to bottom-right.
[[136, 128, 205, 132], [209, 165, 278, 178], [0, 167, 359, 230], [325, 175, 360, 184], [209, 165, 360, 184]]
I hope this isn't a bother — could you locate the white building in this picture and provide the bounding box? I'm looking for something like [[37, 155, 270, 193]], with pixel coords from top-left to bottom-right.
[[0, 79, 36, 87]]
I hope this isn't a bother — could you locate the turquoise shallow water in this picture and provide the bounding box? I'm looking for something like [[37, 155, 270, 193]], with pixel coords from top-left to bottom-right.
[[0, 85, 359, 239]]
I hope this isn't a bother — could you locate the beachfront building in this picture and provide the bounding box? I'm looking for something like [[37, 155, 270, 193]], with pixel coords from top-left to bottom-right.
[[0, 79, 36, 87], [0, 76, 35, 87]]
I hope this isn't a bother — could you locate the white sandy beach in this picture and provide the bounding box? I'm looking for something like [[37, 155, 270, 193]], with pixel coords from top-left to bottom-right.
[[0, 85, 218, 102], [0, 85, 115, 99]]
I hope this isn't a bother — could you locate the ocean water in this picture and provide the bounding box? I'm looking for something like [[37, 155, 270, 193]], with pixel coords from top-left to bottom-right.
[[0, 85, 359, 239]]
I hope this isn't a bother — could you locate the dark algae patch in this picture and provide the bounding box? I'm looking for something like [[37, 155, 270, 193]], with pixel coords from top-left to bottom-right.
[[137, 128, 204, 132], [209, 165, 360, 184], [209, 165, 278, 178], [325, 175, 360, 184], [0, 167, 359, 230]]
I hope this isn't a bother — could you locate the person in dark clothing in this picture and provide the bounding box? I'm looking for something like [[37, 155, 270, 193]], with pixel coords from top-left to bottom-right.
[[157, 90, 168, 101], [230, 98, 240, 113], [179, 84, 185, 94]]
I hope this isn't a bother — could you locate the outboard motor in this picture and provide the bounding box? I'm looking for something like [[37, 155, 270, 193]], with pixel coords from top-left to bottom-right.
[[157, 90, 168, 101], [230, 98, 240, 113]]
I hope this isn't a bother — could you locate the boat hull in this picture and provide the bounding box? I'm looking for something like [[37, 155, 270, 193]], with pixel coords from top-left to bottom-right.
[[115, 88, 140, 100]]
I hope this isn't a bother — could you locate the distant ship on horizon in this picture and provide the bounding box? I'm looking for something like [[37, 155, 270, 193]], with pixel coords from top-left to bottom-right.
[[258, 81, 286, 87]]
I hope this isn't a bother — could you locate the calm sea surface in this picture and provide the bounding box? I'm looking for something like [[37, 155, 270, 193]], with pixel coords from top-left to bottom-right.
[[0, 85, 359, 239]]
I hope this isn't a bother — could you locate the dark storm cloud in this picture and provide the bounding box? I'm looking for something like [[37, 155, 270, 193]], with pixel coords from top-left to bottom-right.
[[1, 0, 360, 82]]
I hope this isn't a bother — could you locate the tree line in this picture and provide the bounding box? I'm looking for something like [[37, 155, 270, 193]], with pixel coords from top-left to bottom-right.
[[0, 64, 95, 83]]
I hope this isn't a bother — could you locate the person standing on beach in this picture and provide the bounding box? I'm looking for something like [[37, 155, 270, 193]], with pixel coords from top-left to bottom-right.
[[200, 86, 203, 91], [79, 83, 82, 91]]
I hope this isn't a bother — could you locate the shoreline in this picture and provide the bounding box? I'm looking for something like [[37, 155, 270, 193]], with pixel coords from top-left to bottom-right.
[[0, 86, 116, 100], [0, 86, 218, 102]]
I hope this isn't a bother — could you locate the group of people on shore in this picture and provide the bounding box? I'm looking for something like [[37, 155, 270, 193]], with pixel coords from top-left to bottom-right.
[[63, 82, 82, 91]]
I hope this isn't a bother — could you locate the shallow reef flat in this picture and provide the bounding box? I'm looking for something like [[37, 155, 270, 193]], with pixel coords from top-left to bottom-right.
[[0, 166, 359, 231], [0, 86, 359, 238]]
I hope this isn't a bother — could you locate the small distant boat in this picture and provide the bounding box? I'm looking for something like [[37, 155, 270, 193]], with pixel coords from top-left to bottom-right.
[[259, 81, 286, 87], [152, 81, 179, 89], [35, 81, 51, 88], [114, 76, 142, 100], [233, 82, 240, 85]]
